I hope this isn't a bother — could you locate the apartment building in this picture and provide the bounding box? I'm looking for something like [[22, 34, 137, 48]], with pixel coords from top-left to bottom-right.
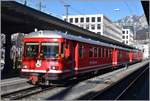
[[122, 26, 134, 45], [62, 14, 122, 42]]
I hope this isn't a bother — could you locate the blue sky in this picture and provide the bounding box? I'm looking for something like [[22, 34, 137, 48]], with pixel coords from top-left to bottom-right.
[[17, 0, 144, 21]]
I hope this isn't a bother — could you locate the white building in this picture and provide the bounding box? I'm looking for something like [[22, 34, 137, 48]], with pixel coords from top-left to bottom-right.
[[133, 39, 149, 59], [122, 26, 134, 45], [62, 14, 122, 42]]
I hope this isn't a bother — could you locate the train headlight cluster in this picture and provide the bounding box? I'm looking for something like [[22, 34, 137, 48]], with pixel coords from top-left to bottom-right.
[[51, 66, 58, 70], [23, 65, 27, 69]]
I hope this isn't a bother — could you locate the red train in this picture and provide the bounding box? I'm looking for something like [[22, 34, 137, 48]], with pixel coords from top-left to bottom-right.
[[20, 30, 143, 85]]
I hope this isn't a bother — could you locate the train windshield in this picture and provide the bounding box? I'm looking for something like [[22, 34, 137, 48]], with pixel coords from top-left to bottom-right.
[[40, 42, 59, 58], [25, 43, 39, 58]]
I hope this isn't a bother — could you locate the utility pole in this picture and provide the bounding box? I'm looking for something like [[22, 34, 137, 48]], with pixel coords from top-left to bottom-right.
[[39, 0, 42, 11], [64, 5, 70, 22], [37, 0, 45, 11], [24, 0, 27, 6]]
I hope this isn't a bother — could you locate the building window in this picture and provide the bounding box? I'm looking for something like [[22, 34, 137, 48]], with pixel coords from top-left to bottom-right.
[[86, 24, 89, 29], [122, 31, 125, 34], [97, 24, 101, 29], [91, 24, 95, 30], [80, 17, 84, 23], [126, 36, 128, 39], [75, 18, 78, 23], [126, 41, 128, 44], [86, 17, 89, 22], [70, 18, 73, 23], [97, 17, 101, 22], [92, 17, 95, 22], [126, 31, 128, 34], [122, 36, 125, 39], [94, 48, 97, 57], [80, 24, 84, 28]]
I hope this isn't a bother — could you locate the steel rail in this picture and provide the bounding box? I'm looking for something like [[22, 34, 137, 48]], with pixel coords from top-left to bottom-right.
[[114, 66, 149, 100], [1, 86, 55, 100]]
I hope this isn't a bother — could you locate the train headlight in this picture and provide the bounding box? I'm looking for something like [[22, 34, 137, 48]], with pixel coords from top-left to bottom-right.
[[23, 65, 27, 69], [51, 66, 58, 70]]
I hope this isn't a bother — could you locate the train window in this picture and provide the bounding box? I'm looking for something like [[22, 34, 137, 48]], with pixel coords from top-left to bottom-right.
[[79, 45, 83, 58], [40, 42, 59, 58], [65, 41, 69, 48], [106, 49, 108, 58], [25, 43, 39, 58], [61, 43, 64, 54], [94, 48, 97, 57], [109, 49, 112, 57], [82, 46, 86, 57], [98, 48, 101, 57], [102, 48, 105, 58], [119, 51, 123, 58], [89, 48, 93, 57]]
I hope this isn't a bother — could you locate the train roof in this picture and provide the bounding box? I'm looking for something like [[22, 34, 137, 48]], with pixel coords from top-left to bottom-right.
[[25, 30, 139, 52]]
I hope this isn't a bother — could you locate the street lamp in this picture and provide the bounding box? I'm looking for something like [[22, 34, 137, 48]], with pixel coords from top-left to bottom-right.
[[114, 8, 120, 21], [64, 5, 70, 22], [114, 8, 120, 11]]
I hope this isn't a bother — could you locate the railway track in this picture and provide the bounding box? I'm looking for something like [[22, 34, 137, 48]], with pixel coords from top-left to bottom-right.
[[89, 63, 149, 100], [1, 86, 55, 100], [114, 66, 149, 100]]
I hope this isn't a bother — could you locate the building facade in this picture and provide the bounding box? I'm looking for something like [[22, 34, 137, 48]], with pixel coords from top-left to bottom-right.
[[62, 14, 122, 42], [122, 26, 134, 45]]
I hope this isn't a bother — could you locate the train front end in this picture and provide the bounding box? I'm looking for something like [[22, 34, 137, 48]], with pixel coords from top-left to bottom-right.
[[20, 31, 65, 85]]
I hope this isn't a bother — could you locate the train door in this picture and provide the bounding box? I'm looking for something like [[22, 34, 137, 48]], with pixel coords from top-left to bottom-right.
[[129, 50, 133, 63], [64, 40, 76, 78], [112, 48, 118, 67], [74, 43, 79, 77], [71, 41, 77, 77]]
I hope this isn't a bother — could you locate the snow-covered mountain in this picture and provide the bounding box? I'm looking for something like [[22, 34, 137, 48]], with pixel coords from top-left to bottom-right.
[[115, 15, 149, 40]]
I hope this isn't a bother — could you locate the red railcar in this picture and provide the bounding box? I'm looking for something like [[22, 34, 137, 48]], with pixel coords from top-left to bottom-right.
[[21, 30, 143, 85]]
